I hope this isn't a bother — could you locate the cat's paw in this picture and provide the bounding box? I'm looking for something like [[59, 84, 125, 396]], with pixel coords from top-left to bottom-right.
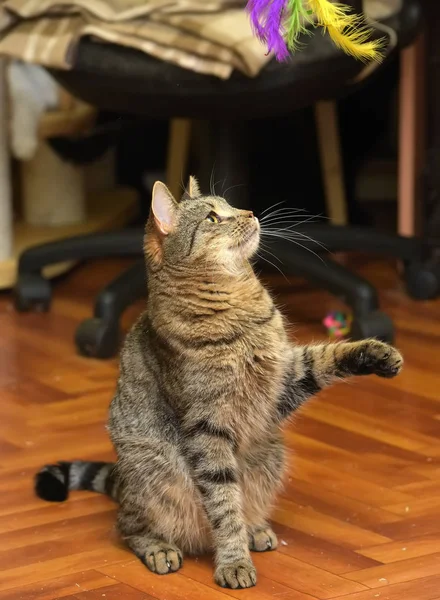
[[354, 340, 403, 378], [215, 559, 257, 589], [249, 527, 278, 552], [139, 542, 183, 574]]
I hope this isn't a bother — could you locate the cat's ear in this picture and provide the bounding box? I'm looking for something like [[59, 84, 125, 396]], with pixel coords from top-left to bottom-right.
[[151, 181, 178, 235], [181, 176, 201, 201], [188, 176, 201, 198]]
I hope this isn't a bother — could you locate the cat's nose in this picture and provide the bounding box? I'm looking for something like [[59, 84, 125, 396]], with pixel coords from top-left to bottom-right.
[[245, 211, 254, 218]]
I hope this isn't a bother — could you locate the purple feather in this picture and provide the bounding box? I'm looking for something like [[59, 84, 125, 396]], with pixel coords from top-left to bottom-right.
[[246, 0, 289, 60]]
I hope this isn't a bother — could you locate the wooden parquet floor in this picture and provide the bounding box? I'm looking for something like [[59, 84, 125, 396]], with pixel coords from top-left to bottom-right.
[[1, 256, 440, 600]]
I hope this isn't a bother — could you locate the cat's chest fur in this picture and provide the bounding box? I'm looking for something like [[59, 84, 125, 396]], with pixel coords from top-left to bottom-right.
[[147, 274, 290, 440]]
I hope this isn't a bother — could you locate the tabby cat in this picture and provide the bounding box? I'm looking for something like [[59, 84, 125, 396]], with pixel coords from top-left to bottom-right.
[[36, 177, 403, 589]]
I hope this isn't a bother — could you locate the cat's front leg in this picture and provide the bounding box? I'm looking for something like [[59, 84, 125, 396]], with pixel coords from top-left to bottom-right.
[[277, 339, 403, 421], [183, 417, 256, 589]]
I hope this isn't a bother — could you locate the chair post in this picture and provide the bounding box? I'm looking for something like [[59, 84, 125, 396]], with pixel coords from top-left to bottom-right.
[[314, 100, 348, 226], [196, 120, 250, 208], [166, 118, 192, 199], [398, 34, 425, 237]]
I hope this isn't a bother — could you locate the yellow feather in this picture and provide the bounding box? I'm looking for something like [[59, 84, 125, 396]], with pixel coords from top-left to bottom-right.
[[327, 23, 384, 62], [308, 0, 352, 28], [307, 0, 384, 62]]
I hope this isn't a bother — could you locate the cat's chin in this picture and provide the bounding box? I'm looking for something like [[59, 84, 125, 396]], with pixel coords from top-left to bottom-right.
[[234, 230, 260, 259]]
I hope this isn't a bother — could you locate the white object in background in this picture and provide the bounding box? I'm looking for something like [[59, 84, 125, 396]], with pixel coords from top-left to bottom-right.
[[7, 60, 86, 226], [0, 58, 13, 261], [22, 141, 86, 226], [7, 61, 58, 161]]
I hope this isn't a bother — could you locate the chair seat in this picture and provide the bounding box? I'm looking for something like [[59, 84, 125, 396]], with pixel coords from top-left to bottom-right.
[[53, 0, 422, 119]]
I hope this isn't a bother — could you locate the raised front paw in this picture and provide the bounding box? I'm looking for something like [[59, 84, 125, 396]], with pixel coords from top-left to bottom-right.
[[215, 559, 257, 589], [139, 542, 183, 575], [249, 526, 278, 552], [352, 339, 403, 378]]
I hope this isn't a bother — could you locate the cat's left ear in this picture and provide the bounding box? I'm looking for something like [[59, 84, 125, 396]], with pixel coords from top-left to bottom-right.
[[151, 181, 178, 235]]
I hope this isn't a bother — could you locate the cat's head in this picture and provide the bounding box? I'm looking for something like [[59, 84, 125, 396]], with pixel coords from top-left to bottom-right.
[[144, 177, 260, 273]]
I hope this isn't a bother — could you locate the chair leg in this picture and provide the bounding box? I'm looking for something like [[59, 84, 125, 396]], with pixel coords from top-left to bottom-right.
[[73, 118, 191, 359], [398, 34, 425, 237], [166, 118, 191, 199], [314, 100, 349, 226], [75, 259, 146, 359], [259, 240, 395, 342], [14, 229, 144, 312]]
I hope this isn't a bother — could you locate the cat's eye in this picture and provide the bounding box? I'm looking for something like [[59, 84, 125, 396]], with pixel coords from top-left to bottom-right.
[[206, 211, 221, 223]]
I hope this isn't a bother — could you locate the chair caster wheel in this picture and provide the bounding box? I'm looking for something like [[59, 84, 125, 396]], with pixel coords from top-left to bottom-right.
[[404, 261, 440, 300], [351, 311, 395, 344], [75, 318, 120, 359], [14, 274, 52, 312]]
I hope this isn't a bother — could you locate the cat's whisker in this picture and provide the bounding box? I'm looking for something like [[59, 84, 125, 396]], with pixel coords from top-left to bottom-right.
[[222, 183, 246, 199], [258, 200, 286, 218], [262, 228, 328, 253], [258, 241, 284, 264], [261, 211, 325, 227], [283, 231, 328, 253], [261, 232, 326, 264], [260, 217, 320, 229], [261, 206, 307, 217], [256, 251, 290, 282], [179, 173, 186, 195], [284, 213, 327, 227], [209, 164, 215, 196], [260, 207, 308, 223], [260, 218, 313, 229]]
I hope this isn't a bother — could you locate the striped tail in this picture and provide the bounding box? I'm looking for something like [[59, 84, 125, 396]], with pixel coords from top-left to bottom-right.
[[35, 461, 116, 502]]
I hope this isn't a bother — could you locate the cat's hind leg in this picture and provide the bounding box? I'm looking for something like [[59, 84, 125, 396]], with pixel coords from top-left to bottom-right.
[[118, 511, 183, 575], [115, 441, 209, 574], [248, 525, 278, 552]]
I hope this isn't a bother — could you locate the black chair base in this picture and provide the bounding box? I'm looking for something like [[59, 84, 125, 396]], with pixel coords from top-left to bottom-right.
[[74, 259, 146, 358], [13, 225, 439, 358]]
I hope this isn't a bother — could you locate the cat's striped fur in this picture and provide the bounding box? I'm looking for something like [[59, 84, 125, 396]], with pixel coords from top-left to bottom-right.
[[36, 177, 403, 589]]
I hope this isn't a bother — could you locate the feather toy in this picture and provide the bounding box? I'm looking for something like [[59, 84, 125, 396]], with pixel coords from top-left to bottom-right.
[[246, 0, 384, 62]]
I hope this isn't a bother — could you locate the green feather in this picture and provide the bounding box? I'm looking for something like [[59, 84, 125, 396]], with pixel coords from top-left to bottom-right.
[[285, 0, 313, 50]]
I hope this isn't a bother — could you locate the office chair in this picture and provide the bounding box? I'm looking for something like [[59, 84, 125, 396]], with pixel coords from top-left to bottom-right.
[[15, 0, 438, 358]]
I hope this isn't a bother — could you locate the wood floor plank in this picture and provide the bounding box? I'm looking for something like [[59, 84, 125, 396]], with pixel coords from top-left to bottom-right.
[[329, 574, 440, 600], [289, 456, 413, 507], [273, 524, 382, 574], [183, 556, 319, 600], [374, 514, 440, 541], [273, 498, 392, 549], [357, 533, 440, 564], [0, 548, 131, 593], [0, 571, 117, 600], [251, 551, 368, 598], [344, 552, 440, 587], [384, 497, 440, 518], [99, 561, 235, 600], [279, 480, 400, 531], [64, 582, 157, 600]]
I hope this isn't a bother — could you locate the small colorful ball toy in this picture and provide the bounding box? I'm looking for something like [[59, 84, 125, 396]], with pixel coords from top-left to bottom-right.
[[323, 310, 352, 339]]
